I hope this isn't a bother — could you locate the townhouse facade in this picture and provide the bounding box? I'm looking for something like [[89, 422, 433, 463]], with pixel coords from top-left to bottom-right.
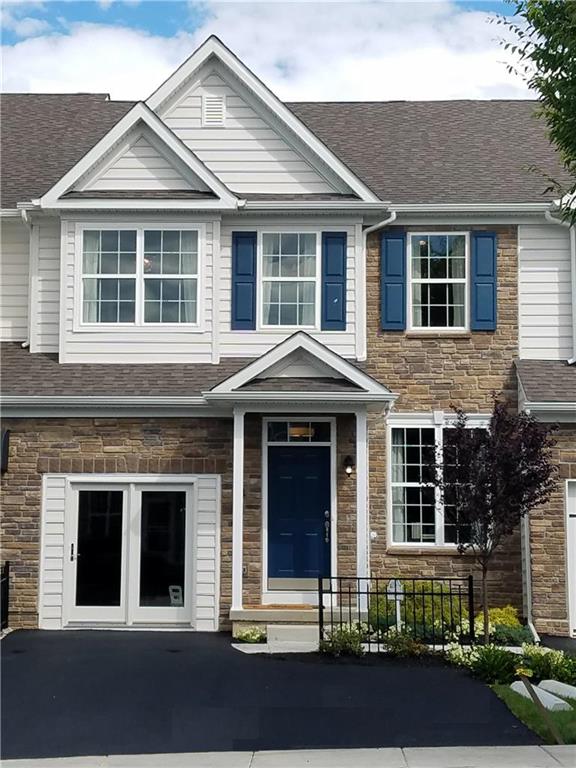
[[1, 37, 574, 637]]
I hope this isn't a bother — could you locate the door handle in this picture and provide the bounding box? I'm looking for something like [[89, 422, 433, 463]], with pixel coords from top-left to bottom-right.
[[70, 544, 80, 562], [324, 510, 330, 543]]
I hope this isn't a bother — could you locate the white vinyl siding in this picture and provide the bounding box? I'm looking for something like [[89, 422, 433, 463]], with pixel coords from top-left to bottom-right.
[[0, 218, 29, 341], [30, 217, 60, 353], [161, 63, 344, 195], [60, 216, 216, 363], [40, 473, 221, 631], [219, 217, 359, 358], [76, 130, 210, 193], [519, 224, 573, 359]]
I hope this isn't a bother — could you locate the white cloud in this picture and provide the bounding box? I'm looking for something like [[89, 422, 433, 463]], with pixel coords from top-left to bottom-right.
[[1, 2, 51, 38], [0, 1, 530, 100]]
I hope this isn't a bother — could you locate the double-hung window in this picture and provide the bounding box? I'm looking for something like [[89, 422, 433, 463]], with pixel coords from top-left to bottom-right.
[[390, 423, 474, 546], [409, 233, 467, 330], [82, 230, 137, 323], [81, 227, 200, 326], [261, 232, 318, 327]]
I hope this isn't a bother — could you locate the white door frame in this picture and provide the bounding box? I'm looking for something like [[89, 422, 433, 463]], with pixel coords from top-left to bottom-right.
[[63, 474, 196, 627], [261, 416, 337, 605], [63, 482, 130, 624], [567, 480, 576, 637]]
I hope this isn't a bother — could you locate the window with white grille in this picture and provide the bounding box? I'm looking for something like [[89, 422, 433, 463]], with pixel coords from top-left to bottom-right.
[[202, 95, 226, 127]]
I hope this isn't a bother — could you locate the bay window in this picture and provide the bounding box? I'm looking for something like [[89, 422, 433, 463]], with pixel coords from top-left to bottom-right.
[[409, 233, 467, 330], [80, 227, 200, 326]]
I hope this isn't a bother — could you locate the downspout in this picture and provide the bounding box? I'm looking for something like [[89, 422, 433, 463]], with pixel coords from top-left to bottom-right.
[[544, 209, 576, 364], [20, 209, 32, 349], [522, 516, 540, 644], [363, 209, 397, 249]]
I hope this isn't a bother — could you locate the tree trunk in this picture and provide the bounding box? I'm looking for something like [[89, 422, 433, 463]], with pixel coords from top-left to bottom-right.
[[481, 563, 490, 644]]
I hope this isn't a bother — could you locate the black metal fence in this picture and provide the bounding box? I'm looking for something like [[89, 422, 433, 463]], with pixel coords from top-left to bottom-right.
[[319, 575, 474, 651], [1, 561, 9, 630]]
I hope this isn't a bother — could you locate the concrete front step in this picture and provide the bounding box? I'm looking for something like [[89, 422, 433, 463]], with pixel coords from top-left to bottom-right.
[[266, 624, 319, 643]]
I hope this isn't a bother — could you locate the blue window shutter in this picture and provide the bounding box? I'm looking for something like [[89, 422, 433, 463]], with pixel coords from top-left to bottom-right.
[[231, 231, 257, 330], [380, 229, 406, 330], [471, 231, 497, 331], [321, 232, 347, 331]]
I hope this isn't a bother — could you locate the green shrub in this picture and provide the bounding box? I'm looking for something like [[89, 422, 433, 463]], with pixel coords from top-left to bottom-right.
[[468, 645, 517, 684], [320, 624, 365, 657], [368, 580, 469, 641], [476, 605, 521, 629], [381, 631, 427, 658], [521, 644, 576, 684], [235, 626, 266, 643], [492, 624, 534, 646]]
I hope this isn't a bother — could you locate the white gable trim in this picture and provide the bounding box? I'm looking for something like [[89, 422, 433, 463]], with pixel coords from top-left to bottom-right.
[[146, 36, 380, 204], [39, 102, 238, 210], [205, 331, 395, 399]]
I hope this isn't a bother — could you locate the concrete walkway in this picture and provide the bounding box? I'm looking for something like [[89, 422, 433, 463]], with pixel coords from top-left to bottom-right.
[[2, 746, 575, 767]]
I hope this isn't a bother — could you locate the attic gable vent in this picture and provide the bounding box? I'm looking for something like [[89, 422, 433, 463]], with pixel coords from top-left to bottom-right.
[[202, 94, 226, 127]]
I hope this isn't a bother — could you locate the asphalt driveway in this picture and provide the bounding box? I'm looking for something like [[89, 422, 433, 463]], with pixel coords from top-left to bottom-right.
[[1, 630, 539, 760]]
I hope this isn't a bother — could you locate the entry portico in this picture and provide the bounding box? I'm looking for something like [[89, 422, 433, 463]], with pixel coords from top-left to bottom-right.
[[204, 333, 397, 618]]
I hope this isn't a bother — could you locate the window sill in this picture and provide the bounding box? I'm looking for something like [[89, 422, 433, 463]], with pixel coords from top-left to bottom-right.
[[386, 545, 472, 557], [404, 331, 472, 339]]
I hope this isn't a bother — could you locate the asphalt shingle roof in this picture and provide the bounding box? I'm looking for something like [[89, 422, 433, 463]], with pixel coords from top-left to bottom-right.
[[515, 359, 576, 404], [0, 94, 570, 207], [0, 343, 247, 397], [0, 94, 133, 208]]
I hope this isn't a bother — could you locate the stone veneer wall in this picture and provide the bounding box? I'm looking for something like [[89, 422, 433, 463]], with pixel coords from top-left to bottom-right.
[[364, 225, 523, 612], [530, 425, 576, 636], [0, 417, 233, 629]]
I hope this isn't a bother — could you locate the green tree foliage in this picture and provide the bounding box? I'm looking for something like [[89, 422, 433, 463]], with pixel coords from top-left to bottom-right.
[[501, 1, 576, 223]]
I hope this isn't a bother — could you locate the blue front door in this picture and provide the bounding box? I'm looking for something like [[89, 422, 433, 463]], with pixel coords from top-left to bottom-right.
[[268, 446, 331, 579]]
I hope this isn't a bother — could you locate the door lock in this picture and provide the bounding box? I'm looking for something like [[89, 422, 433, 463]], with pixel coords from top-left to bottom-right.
[[70, 543, 80, 562]]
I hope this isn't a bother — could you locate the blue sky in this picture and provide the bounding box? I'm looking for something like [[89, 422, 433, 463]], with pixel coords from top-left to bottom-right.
[[1, 1, 515, 44], [1, 1, 529, 100]]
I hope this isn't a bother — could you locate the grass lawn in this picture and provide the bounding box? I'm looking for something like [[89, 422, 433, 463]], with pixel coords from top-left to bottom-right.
[[493, 684, 576, 744]]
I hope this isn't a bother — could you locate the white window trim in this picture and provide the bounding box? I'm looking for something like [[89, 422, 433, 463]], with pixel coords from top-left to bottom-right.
[[73, 222, 205, 333], [407, 231, 470, 333], [257, 229, 321, 332], [386, 411, 490, 549], [261, 417, 337, 605]]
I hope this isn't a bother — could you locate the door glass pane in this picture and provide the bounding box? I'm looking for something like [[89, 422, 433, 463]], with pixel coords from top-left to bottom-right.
[[139, 491, 186, 607], [76, 490, 123, 606]]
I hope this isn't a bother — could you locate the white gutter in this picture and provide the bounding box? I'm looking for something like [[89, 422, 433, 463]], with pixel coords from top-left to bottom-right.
[[1, 395, 209, 407], [395, 202, 551, 214], [522, 400, 575, 413], [544, 209, 576, 363], [243, 201, 389, 211], [0, 208, 22, 217], [203, 391, 398, 403]]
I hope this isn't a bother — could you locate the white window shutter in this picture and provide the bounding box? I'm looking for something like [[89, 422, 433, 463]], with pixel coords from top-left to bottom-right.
[[202, 95, 226, 127]]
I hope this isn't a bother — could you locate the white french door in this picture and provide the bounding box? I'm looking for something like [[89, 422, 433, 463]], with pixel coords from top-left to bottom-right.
[[64, 480, 194, 626]]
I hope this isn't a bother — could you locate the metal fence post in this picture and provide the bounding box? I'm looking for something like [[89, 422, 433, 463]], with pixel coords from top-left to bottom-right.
[[468, 574, 475, 643]]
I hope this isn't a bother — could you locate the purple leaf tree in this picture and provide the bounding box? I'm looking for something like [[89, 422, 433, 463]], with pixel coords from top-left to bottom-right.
[[432, 401, 556, 643]]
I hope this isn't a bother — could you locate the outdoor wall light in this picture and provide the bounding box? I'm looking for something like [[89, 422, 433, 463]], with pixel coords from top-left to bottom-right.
[[343, 455, 355, 476]]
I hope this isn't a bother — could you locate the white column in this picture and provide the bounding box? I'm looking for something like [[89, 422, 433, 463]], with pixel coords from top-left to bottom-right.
[[231, 408, 245, 611], [356, 409, 369, 615]]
